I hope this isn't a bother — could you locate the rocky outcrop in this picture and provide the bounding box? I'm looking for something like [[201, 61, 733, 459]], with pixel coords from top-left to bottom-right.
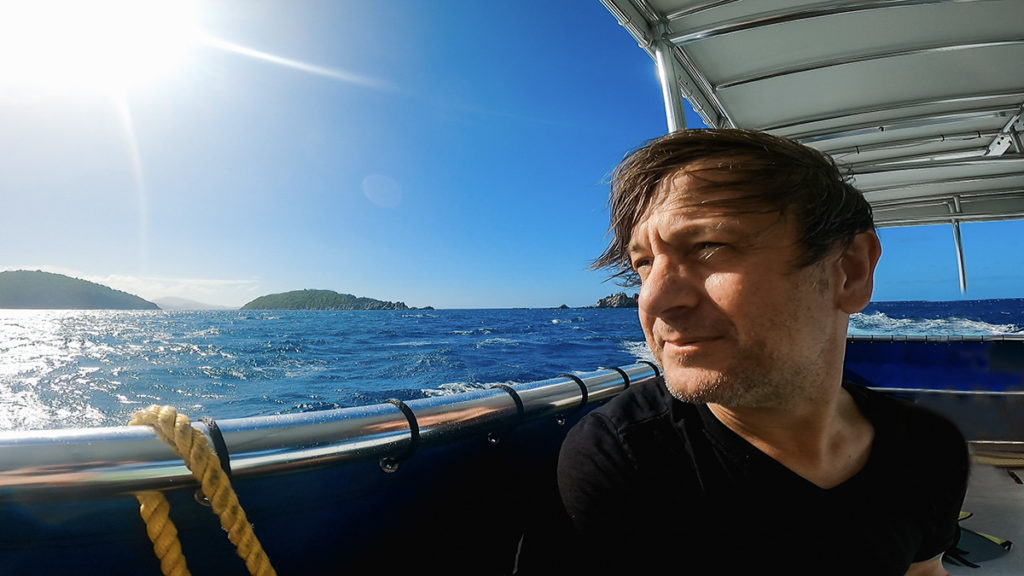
[[595, 292, 639, 308]]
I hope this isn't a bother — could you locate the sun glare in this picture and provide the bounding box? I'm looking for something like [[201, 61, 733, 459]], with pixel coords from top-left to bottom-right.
[[0, 0, 200, 93]]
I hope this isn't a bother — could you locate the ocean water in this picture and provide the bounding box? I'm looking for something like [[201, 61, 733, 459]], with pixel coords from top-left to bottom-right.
[[1, 300, 1021, 432]]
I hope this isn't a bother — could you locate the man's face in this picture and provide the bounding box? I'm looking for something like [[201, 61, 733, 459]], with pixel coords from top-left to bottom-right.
[[628, 169, 847, 409]]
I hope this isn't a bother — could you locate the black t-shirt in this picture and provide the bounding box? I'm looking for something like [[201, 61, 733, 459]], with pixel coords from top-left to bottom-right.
[[556, 377, 969, 575]]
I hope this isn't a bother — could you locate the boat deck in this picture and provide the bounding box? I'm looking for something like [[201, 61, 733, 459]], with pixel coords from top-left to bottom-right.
[[949, 457, 1022, 574]]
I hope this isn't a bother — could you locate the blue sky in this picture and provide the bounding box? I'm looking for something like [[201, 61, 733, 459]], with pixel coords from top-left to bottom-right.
[[1, 1, 1020, 308]]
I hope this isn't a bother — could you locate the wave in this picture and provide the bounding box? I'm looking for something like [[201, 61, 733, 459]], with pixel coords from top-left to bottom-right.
[[474, 337, 519, 349], [622, 340, 654, 362], [849, 311, 1021, 336], [420, 381, 488, 397]]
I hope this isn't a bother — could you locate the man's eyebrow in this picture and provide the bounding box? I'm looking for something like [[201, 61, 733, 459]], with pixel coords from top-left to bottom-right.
[[655, 219, 737, 238], [627, 221, 710, 254]]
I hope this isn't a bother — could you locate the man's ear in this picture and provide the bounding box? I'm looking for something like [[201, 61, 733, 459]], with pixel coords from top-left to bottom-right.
[[837, 230, 882, 314]]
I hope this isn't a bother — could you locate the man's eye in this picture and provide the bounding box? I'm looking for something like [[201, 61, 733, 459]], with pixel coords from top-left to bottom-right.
[[632, 258, 652, 271], [696, 243, 725, 260]]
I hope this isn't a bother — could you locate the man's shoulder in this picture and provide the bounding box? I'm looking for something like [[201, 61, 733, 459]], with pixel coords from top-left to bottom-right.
[[847, 382, 964, 436], [560, 376, 692, 452], [559, 376, 705, 496], [846, 382, 969, 466]]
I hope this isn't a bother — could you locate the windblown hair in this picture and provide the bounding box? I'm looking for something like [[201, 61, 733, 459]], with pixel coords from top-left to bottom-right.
[[594, 128, 875, 285]]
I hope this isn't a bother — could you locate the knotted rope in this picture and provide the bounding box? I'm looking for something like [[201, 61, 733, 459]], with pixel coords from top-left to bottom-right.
[[130, 405, 277, 576]]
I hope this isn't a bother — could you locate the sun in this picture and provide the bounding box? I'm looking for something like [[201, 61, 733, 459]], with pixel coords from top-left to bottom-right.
[[0, 0, 200, 93]]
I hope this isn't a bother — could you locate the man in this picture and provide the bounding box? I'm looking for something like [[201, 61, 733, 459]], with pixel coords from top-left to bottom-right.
[[557, 129, 969, 575]]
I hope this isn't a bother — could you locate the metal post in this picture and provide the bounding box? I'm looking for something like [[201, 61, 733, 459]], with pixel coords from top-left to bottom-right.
[[952, 220, 967, 294], [653, 32, 686, 132]]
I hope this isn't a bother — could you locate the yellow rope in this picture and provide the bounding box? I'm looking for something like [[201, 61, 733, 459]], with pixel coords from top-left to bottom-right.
[[130, 405, 277, 576], [136, 490, 190, 576]]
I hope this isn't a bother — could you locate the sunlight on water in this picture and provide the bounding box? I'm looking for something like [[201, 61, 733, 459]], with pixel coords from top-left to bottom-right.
[[0, 309, 230, 431], [0, 311, 109, 430]]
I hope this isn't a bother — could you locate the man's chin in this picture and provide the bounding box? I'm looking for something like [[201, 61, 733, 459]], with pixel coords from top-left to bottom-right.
[[661, 369, 725, 404]]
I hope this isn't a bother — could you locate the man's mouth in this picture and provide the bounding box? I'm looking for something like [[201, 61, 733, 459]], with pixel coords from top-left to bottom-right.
[[662, 335, 721, 351]]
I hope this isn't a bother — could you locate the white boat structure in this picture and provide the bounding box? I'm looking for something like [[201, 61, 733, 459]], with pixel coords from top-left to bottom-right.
[[1, 1, 1022, 574]]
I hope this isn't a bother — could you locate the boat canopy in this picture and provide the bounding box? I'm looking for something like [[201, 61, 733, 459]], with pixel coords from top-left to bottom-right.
[[601, 0, 1024, 291]]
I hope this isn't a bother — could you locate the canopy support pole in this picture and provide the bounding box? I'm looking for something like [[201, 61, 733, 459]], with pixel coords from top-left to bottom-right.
[[952, 221, 967, 294], [653, 28, 686, 132], [950, 195, 967, 293]]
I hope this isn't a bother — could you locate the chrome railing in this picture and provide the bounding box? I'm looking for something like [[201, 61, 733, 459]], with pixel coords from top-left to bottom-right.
[[0, 362, 659, 495]]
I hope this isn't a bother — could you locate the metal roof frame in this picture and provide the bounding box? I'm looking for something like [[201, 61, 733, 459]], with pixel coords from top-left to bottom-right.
[[601, 0, 1024, 291]]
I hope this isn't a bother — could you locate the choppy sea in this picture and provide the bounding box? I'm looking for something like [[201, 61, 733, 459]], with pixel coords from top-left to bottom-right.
[[2, 299, 1021, 431]]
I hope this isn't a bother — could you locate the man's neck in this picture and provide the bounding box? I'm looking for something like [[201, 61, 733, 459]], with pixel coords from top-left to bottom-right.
[[707, 386, 875, 489]]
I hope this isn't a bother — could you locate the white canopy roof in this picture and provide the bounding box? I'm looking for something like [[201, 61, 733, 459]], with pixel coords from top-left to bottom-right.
[[601, 0, 1024, 228], [601, 0, 1024, 290]]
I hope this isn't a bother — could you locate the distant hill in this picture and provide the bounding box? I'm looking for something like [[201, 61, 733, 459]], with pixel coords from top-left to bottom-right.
[[0, 270, 159, 310], [153, 297, 236, 311], [240, 289, 422, 310]]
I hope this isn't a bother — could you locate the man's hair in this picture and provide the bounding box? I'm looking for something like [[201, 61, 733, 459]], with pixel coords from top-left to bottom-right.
[[594, 128, 875, 285]]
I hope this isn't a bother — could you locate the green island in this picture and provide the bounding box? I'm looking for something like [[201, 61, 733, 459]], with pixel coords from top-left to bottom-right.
[[0, 269, 635, 311], [240, 289, 426, 311], [0, 270, 159, 310]]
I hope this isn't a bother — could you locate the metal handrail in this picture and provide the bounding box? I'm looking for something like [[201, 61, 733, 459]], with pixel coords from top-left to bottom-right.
[[0, 363, 658, 496]]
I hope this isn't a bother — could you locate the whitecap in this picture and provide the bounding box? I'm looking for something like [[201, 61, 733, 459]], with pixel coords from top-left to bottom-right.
[[622, 340, 654, 362], [849, 311, 1019, 336], [421, 381, 488, 397], [475, 337, 518, 349]]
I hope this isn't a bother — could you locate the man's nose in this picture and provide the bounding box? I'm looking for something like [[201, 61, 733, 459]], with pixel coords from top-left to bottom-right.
[[638, 256, 700, 316]]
